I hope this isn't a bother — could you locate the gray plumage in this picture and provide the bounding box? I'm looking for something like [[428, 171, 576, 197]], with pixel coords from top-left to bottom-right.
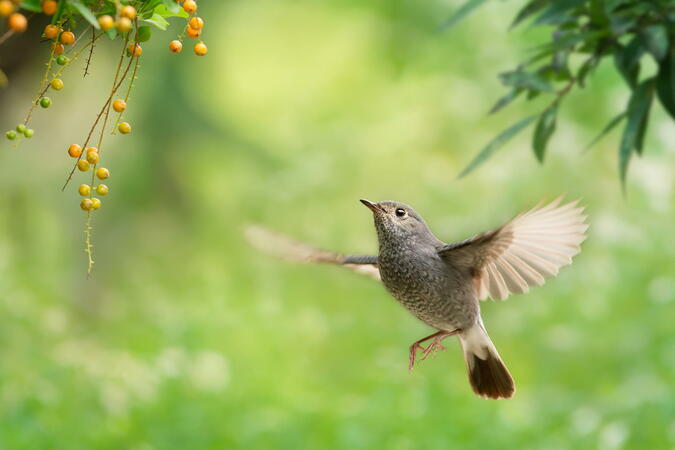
[[245, 197, 588, 399]]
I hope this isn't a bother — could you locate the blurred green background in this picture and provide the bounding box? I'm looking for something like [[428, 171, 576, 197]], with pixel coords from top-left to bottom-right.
[[1, 1, 674, 448]]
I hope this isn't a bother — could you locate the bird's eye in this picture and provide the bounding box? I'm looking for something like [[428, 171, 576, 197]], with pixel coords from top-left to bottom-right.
[[395, 208, 406, 217]]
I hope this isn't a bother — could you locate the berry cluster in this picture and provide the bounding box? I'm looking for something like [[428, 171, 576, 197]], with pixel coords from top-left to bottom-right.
[[168, 0, 207, 56], [1, 0, 208, 274]]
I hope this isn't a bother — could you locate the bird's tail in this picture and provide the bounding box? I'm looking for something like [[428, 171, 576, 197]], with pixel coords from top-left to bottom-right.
[[458, 322, 515, 399]]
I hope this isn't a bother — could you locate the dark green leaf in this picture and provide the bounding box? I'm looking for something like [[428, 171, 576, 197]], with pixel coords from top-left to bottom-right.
[[439, 0, 488, 31], [19, 0, 41, 12], [577, 56, 598, 88], [489, 88, 523, 114], [656, 50, 675, 120], [137, 26, 152, 42], [533, 105, 558, 162], [583, 112, 626, 152], [510, 0, 548, 29], [642, 25, 669, 61], [613, 37, 644, 88], [534, 0, 585, 25], [619, 78, 655, 185], [499, 69, 554, 92], [459, 115, 537, 177], [68, 0, 101, 29]]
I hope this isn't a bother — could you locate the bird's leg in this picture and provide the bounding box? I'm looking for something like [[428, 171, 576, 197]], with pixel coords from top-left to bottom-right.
[[408, 329, 461, 371]]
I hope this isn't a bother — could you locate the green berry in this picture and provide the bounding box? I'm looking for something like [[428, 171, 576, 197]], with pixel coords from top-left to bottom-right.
[[56, 55, 69, 66], [16, 124, 26, 133], [23, 129, 34, 138], [40, 97, 52, 108], [6, 130, 17, 140]]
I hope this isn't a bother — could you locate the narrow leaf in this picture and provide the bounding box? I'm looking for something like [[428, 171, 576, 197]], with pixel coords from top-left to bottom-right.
[[534, 0, 585, 25], [532, 105, 558, 162], [459, 115, 537, 177], [656, 50, 675, 120], [68, 0, 101, 29], [583, 112, 626, 152], [489, 88, 523, 114], [19, 0, 41, 12], [510, 0, 548, 29], [439, 0, 488, 31], [642, 25, 669, 61], [619, 78, 655, 185]]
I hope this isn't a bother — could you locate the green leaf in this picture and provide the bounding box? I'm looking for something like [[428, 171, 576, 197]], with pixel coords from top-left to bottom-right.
[[510, 0, 548, 29], [534, 0, 585, 25], [439, 0, 488, 31], [154, 4, 188, 19], [619, 78, 655, 186], [613, 37, 643, 88], [656, 50, 675, 120], [68, 0, 101, 29], [160, 0, 181, 14], [499, 69, 554, 92], [642, 25, 668, 61], [459, 115, 537, 177], [137, 25, 152, 42], [489, 88, 523, 114], [583, 112, 626, 152], [577, 55, 599, 88], [19, 0, 41, 12], [532, 105, 558, 162], [143, 13, 170, 30]]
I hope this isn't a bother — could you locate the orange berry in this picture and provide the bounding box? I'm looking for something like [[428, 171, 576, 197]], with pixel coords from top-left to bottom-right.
[[127, 43, 142, 57], [42, 0, 57, 15], [169, 40, 182, 53], [120, 5, 136, 19], [118, 122, 131, 134], [188, 17, 204, 30], [86, 151, 99, 164], [183, 0, 196, 13], [44, 24, 59, 39], [116, 17, 132, 33], [194, 42, 207, 56], [112, 99, 126, 112], [186, 26, 200, 38], [7, 12, 27, 32], [77, 160, 90, 172], [78, 184, 91, 196], [86, 146, 98, 155], [0, 1, 13, 17], [96, 167, 110, 179], [68, 144, 82, 158], [96, 184, 109, 196], [80, 198, 93, 211], [98, 15, 114, 31], [60, 30, 75, 45], [51, 42, 64, 55], [91, 198, 101, 210]]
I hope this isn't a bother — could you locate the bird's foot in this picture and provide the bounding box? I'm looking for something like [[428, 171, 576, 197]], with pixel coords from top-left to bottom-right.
[[408, 329, 460, 371]]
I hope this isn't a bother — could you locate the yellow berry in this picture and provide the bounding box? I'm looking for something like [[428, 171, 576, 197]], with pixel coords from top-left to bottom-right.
[[50, 78, 63, 90], [86, 151, 99, 164], [7, 12, 27, 32], [78, 184, 91, 196], [118, 122, 131, 134], [112, 99, 126, 112], [60, 30, 75, 45], [42, 0, 57, 15], [120, 5, 136, 19], [68, 144, 82, 158], [188, 17, 204, 30], [96, 167, 110, 179], [0, 1, 13, 17], [98, 15, 114, 31], [116, 17, 132, 33], [91, 198, 102, 209], [183, 0, 196, 13], [77, 160, 90, 171], [127, 43, 142, 57], [194, 42, 207, 56], [44, 24, 59, 39], [96, 184, 109, 196], [80, 198, 93, 211], [169, 40, 182, 53]]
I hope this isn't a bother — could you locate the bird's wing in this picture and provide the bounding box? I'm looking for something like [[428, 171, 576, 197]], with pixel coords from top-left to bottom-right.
[[244, 225, 381, 281], [437, 197, 588, 301]]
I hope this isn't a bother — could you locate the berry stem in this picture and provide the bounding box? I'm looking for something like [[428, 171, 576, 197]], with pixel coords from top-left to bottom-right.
[[112, 55, 140, 134]]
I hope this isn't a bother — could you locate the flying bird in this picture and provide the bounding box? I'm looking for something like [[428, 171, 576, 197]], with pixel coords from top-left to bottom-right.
[[246, 197, 588, 399]]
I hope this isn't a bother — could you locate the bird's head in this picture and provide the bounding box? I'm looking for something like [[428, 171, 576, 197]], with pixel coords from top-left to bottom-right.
[[360, 199, 436, 246]]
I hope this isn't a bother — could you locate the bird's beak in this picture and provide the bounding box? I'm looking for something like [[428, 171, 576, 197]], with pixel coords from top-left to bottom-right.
[[360, 199, 384, 214]]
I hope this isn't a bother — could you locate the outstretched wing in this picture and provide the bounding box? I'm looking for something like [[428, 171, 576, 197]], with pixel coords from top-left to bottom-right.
[[244, 225, 380, 281], [437, 198, 588, 301]]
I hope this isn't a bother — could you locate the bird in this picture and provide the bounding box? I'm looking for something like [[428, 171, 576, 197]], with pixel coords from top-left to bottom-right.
[[245, 197, 588, 399]]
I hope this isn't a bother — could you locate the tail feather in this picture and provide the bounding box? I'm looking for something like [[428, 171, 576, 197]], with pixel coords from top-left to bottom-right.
[[459, 323, 515, 399]]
